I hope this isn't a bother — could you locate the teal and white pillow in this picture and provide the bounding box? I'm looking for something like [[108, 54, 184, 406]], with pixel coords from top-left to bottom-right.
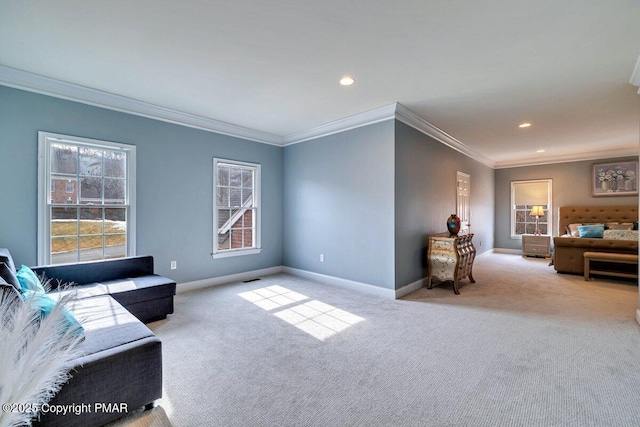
[[21, 290, 84, 337], [577, 224, 604, 238], [16, 265, 46, 294]]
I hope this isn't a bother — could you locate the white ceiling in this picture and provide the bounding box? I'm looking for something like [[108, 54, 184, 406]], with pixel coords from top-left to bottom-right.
[[1, 0, 639, 167]]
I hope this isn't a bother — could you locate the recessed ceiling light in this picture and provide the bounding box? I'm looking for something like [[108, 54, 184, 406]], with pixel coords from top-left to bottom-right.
[[536, 149, 546, 153], [340, 75, 355, 86], [519, 122, 532, 128]]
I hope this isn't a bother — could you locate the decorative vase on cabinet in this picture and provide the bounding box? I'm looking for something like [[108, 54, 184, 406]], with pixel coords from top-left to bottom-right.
[[446, 213, 461, 236], [427, 233, 476, 295]]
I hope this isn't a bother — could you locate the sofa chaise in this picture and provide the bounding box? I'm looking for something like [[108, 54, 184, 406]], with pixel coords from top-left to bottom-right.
[[0, 248, 176, 427]]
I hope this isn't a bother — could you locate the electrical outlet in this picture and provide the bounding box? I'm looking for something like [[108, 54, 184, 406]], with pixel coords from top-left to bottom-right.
[[170, 261, 177, 270], [320, 254, 325, 262]]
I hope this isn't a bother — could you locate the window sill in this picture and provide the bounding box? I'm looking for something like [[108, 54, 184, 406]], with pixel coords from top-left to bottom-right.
[[212, 248, 262, 259]]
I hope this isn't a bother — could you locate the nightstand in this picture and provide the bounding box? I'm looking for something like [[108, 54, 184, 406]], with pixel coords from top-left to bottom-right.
[[522, 234, 551, 257]]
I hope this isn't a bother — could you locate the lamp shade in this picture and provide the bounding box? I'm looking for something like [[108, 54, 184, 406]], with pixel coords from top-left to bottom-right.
[[530, 205, 545, 217]]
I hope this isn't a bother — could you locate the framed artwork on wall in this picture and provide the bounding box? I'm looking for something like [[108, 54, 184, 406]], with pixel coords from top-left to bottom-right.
[[592, 161, 638, 197]]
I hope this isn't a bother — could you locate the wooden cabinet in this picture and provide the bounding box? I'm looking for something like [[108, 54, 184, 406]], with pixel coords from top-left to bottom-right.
[[522, 234, 551, 257], [427, 233, 476, 295]]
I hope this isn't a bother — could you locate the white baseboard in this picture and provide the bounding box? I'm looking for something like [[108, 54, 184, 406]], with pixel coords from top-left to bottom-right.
[[176, 265, 440, 300], [176, 266, 284, 294], [476, 248, 495, 257], [493, 248, 522, 255], [282, 266, 396, 299], [396, 277, 428, 298]]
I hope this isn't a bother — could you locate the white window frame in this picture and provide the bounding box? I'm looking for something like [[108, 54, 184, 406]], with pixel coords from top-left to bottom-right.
[[456, 171, 471, 234], [510, 179, 552, 239], [37, 132, 136, 265], [212, 158, 261, 259]]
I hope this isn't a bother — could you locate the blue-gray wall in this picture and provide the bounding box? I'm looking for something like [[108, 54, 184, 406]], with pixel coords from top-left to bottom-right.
[[0, 85, 283, 284], [1, 84, 502, 293], [395, 121, 495, 289], [282, 121, 396, 289], [495, 157, 639, 250]]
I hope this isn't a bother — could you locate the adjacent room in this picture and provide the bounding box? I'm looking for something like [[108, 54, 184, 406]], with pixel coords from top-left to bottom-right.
[[1, 1, 639, 426]]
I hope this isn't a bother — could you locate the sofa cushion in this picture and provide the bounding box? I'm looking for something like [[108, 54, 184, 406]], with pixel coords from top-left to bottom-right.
[[33, 294, 162, 427], [0, 262, 20, 291], [32, 256, 176, 324], [1, 278, 22, 303], [54, 294, 156, 356], [33, 256, 155, 288], [54, 282, 110, 300], [0, 248, 16, 272], [22, 289, 84, 337], [103, 275, 175, 305], [54, 275, 175, 304]]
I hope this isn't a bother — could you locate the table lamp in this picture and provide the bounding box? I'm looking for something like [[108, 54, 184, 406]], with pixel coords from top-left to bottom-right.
[[530, 205, 544, 235]]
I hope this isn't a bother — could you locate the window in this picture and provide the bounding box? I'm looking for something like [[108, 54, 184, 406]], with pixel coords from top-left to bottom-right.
[[510, 179, 552, 237], [456, 171, 471, 233], [38, 132, 136, 265], [213, 158, 261, 258]]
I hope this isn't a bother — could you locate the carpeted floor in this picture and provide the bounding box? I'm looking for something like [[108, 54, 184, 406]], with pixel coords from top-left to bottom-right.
[[113, 253, 640, 427]]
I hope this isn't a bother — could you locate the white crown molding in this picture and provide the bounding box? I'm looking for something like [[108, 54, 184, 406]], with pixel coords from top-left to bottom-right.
[[630, 55, 640, 94], [1, 64, 477, 162], [393, 103, 496, 168], [0, 65, 282, 145], [3, 65, 632, 170], [282, 102, 497, 168], [282, 104, 397, 145], [494, 146, 639, 169]]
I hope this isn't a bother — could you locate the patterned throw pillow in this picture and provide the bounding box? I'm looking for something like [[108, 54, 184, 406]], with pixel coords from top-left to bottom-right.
[[567, 223, 583, 237], [603, 229, 639, 240]]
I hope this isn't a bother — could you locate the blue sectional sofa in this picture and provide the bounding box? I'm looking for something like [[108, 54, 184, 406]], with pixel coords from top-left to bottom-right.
[[0, 249, 176, 427], [32, 255, 176, 324]]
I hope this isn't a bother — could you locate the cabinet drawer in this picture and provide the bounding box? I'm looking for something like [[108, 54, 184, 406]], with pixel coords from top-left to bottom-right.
[[525, 236, 549, 246], [525, 244, 548, 253], [522, 235, 550, 256]]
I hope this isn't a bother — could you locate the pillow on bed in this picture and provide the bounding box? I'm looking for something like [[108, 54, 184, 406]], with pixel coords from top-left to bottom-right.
[[607, 223, 634, 231], [567, 223, 583, 237], [577, 224, 604, 238], [603, 229, 639, 240]]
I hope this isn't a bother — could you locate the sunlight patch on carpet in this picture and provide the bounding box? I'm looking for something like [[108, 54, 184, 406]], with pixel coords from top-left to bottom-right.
[[238, 286, 365, 341], [238, 285, 309, 310]]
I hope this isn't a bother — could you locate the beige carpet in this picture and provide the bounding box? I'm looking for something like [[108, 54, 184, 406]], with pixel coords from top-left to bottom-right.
[[113, 253, 640, 427]]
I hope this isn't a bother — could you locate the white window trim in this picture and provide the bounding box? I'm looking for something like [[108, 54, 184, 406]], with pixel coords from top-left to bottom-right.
[[212, 158, 261, 259], [456, 171, 471, 234], [510, 179, 552, 239], [37, 131, 136, 265]]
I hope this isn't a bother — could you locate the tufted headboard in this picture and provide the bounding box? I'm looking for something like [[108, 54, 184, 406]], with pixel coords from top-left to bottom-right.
[[558, 206, 638, 235]]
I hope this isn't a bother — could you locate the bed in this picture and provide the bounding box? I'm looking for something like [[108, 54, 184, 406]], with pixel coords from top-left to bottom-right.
[[552, 206, 638, 275]]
